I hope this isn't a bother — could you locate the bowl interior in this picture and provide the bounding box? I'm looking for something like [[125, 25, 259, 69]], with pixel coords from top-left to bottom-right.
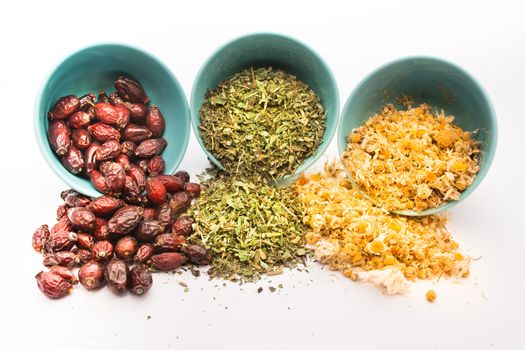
[[36, 44, 190, 197], [190, 33, 339, 183], [338, 57, 497, 216]]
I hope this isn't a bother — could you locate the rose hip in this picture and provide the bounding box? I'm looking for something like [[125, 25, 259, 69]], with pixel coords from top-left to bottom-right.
[[97, 89, 110, 104], [96, 139, 121, 161], [128, 265, 153, 296], [92, 240, 114, 262], [32, 224, 50, 252], [156, 175, 184, 193], [90, 170, 110, 194], [79, 93, 96, 110], [60, 145, 84, 174], [181, 244, 213, 265], [76, 232, 95, 250], [134, 138, 167, 158], [184, 182, 201, 197], [49, 95, 80, 120], [93, 217, 109, 241], [88, 122, 121, 142], [100, 162, 126, 195], [56, 204, 68, 220], [123, 176, 141, 204], [171, 216, 194, 237], [120, 141, 136, 158], [67, 207, 96, 232], [137, 159, 149, 173], [146, 178, 167, 205], [116, 154, 131, 171], [145, 105, 165, 137], [142, 208, 158, 220], [174, 170, 190, 183], [134, 243, 154, 263], [114, 104, 130, 129], [68, 111, 91, 129], [153, 233, 186, 253], [127, 164, 146, 190], [122, 123, 152, 143], [107, 206, 144, 236], [115, 235, 138, 261], [43, 251, 77, 268], [149, 252, 186, 271], [88, 196, 124, 217], [147, 156, 165, 176], [170, 191, 192, 216], [79, 261, 105, 290], [94, 103, 127, 129], [84, 141, 100, 175], [36, 271, 71, 299], [72, 129, 92, 150], [108, 92, 124, 106], [114, 76, 149, 103], [124, 102, 148, 123], [49, 265, 78, 285], [156, 203, 174, 228], [133, 219, 164, 242], [51, 216, 72, 235], [75, 249, 92, 265], [105, 259, 129, 295], [45, 231, 77, 252], [61, 189, 91, 207], [48, 120, 71, 156]]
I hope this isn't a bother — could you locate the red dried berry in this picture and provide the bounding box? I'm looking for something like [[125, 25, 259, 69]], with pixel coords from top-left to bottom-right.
[[120, 141, 136, 158], [107, 206, 144, 236], [133, 219, 164, 242], [79, 261, 105, 290], [56, 204, 68, 220], [133, 244, 154, 263], [116, 154, 131, 171], [114, 76, 149, 103], [153, 233, 186, 253], [171, 216, 194, 237], [96, 139, 121, 161], [124, 102, 148, 123], [51, 216, 72, 235], [97, 89, 110, 104], [75, 249, 92, 265], [79, 93, 96, 110], [90, 170, 110, 194], [76, 232, 95, 250], [36, 271, 71, 299], [68, 111, 91, 129], [145, 105, 165, 137], [147, 156, 165, 176], [156, 175, 184, 193], [174, 170, 190, 183], [84, 141, 100, 175], [43, 251, 77, 268], [169, 191, 192, 216], [71, 129, 92, 150], [115, 235, 138, 261], [134, 138, 167, 158], [32, 224, 50, 252], [108, 92, 124, 105], [67, 207, 96, 232], [127, 164, 147, 190], [45, 231, 77, 253], [184, 182, 201, 197], [128, 265, 153, 296], [181, 244, 213, 266], [123, 176, 142, 205], [149, 252, 186, 271], [60, 145, 84, 174], [88, 196, 124, 217], [88, 122, 121, 142], [61, 189, 91, 207], [92, 240, 114, 262], [93, 217, 109, 241], [100, 162, 126, 195], [142, 208, 158, 220], [105, 259, 129, 295], [146, 178, 167, 205], [156, 203, 174, 228], [49, 95, 80, 120], [122, 123, 152, 143], [114, 104, 130, 129], [48, 120, 71, 156], [49, 265, 78, 285]]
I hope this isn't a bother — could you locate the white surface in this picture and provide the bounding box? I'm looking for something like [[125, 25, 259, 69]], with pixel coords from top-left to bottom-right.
[[1, 0, 524, 349]]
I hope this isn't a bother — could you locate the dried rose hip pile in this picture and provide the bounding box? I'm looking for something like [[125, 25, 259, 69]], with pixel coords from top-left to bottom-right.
[[47, 76, 169, 195], [33, 178, 211, 299], [35, 76, 212, 299]]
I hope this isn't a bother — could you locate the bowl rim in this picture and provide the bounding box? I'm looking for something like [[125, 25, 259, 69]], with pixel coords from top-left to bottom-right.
[[337, 55, 498, 216], [189, 31, 340, 182], [34, 42, 191, 197]]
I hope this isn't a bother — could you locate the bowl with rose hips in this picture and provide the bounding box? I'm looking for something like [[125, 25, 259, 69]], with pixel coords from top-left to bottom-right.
[[35, 44, 190, 197]]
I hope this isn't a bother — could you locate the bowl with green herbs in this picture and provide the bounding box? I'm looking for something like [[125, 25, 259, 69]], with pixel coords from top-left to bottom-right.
[[190, 33, 339, 184]]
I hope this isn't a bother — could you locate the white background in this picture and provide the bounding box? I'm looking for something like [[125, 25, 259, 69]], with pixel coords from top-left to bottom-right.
[[1, 0, 524, 349]]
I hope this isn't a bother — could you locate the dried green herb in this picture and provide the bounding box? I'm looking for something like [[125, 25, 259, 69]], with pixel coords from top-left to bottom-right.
[[189, 169, 308, 281], [199, 67, 326, 181]]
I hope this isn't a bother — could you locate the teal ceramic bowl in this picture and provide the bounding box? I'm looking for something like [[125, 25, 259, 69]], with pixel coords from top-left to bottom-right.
[[338, 56, 497, 216], [35, 44, 190, 197], [190, 33, 340, 184]]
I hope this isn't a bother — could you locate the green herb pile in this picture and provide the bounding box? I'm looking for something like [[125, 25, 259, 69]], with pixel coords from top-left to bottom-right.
[[189, 170, 308, 281], [199, 67, 326, 181]]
